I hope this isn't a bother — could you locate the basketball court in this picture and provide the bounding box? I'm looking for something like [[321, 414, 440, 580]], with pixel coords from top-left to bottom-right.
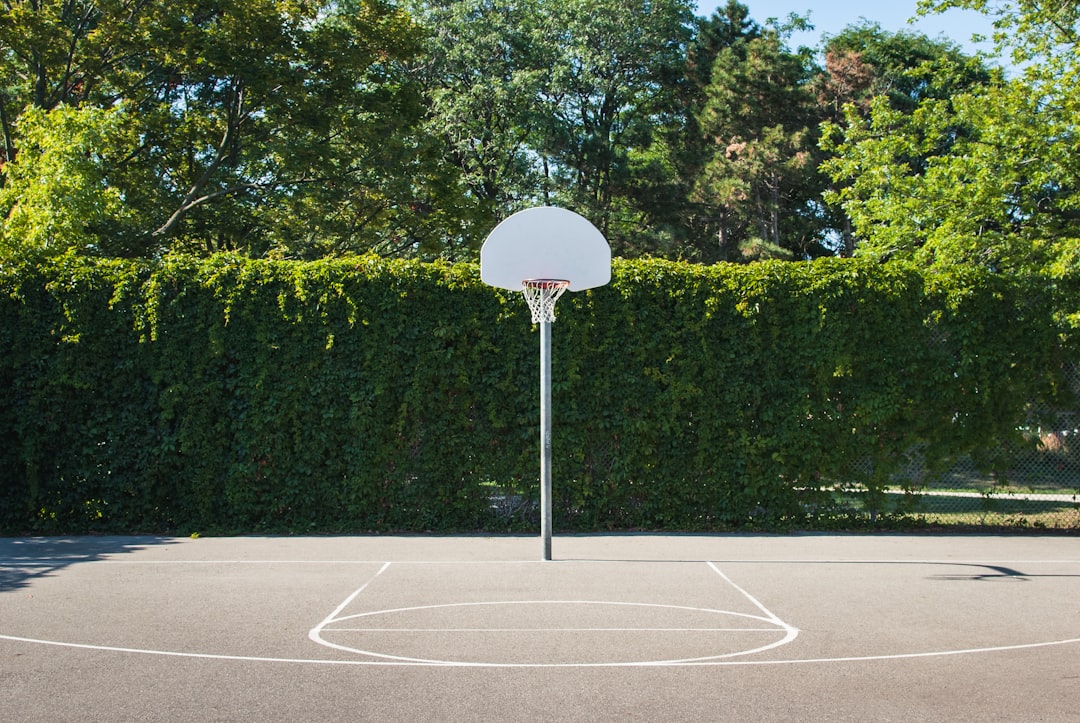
[[3, 210, 1077, 719], [2, 534, 1077, 721]]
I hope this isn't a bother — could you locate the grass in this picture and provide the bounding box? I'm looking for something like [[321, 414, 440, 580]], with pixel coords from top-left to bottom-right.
[[829, 487, 1080, 530], [872, 448, 1079, 496], [928, 466, 1078, 496]]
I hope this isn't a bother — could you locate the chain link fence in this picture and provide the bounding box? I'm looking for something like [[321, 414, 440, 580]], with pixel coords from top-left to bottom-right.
[[832, 362, 1080, 530]]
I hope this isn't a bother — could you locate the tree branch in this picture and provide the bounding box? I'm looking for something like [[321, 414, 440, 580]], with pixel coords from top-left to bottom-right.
[[151, 81, 250, 239]]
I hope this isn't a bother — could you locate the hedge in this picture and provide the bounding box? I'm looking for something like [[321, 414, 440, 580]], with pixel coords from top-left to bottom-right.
[[0, 253, 1071, 534]]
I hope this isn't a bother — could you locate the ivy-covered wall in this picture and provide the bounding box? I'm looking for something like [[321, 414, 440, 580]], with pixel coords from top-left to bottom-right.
[[0, 254, 1070, 533]]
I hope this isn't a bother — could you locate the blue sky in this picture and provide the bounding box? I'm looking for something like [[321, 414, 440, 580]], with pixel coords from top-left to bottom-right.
[[694, 1, 1000, 58]]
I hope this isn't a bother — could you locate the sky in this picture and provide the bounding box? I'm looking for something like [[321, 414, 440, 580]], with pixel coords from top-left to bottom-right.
[[694, 1, 1000, 59]]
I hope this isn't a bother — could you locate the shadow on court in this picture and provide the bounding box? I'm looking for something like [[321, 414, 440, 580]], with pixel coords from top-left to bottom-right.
[[0, 536, 175, 593]]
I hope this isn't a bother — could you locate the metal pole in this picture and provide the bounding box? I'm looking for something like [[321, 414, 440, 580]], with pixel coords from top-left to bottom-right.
[[539, 318, 553, 561]]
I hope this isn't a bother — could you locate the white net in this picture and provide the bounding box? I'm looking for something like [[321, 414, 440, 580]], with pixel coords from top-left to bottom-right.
[[521, 279, 569, 323]]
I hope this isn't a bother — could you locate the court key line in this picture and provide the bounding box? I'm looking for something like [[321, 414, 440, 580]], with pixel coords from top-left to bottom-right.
[[310, 561, 391, 635], [310, 600, 799, 666], [706, 561, 791, 628], [306, 561, 800, 666]]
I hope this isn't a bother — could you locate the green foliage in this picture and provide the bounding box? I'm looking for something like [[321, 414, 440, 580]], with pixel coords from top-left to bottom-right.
[[408, 0, 549, 244], [0, 0, 432, 259], [822, 75, 1079, 276], [407, 0, 697, 257], [814, 22, 1000, 258], [692, 30, 825, 261], [0, 104, 146, 257], [823, 4, 1080, 277], [0, 0, 1022, 264], [0, 255, 1069, 533], [820, 21, 995, 114]]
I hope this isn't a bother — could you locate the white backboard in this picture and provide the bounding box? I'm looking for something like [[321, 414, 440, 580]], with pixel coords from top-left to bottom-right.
[[480, 207, 611, 292]]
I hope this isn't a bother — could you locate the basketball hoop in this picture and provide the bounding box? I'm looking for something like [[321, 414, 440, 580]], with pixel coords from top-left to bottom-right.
[[480, 208, 611, 561], [521, 279, 570, 324]]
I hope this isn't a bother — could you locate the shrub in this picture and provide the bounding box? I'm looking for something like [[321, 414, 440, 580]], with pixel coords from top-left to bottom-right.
[[0, 254, 1069, 533]]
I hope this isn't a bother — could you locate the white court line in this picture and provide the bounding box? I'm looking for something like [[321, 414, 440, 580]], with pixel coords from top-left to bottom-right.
[[313, 598, 796, 666], [707, 561, 791, 627], [3, 558, 1078, 566], [308, 562, 802, 666], [309, 562, 390, 635], [328, 600, 782, 626], [3, 632, 1078, 668], [5, 557, 1078, 667], [324, 622, 781, 626]]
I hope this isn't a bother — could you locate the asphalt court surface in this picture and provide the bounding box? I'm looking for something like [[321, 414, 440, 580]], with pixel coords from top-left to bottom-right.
[[2, 534, 1078, 721]]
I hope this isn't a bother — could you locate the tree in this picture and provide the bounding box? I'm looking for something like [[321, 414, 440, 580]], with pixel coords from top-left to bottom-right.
[[815, 24, 998, 256], [404, 0, 696, 259], [0, 104, 145, 257], [406, 0, 549, 258], [691, 28, 825, 261], [685, 0, 761, 97], [818, 21, 994, 115], [822, 77, 1079, 271], [917, 0, 1080, 67], [0, 1, 152, 133], [534, 0, 695, 256], [650, 0, 762, 259], [135, 0, 435, 258], [821, 3, 1079, 275], [0, 0, 434, 259]]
